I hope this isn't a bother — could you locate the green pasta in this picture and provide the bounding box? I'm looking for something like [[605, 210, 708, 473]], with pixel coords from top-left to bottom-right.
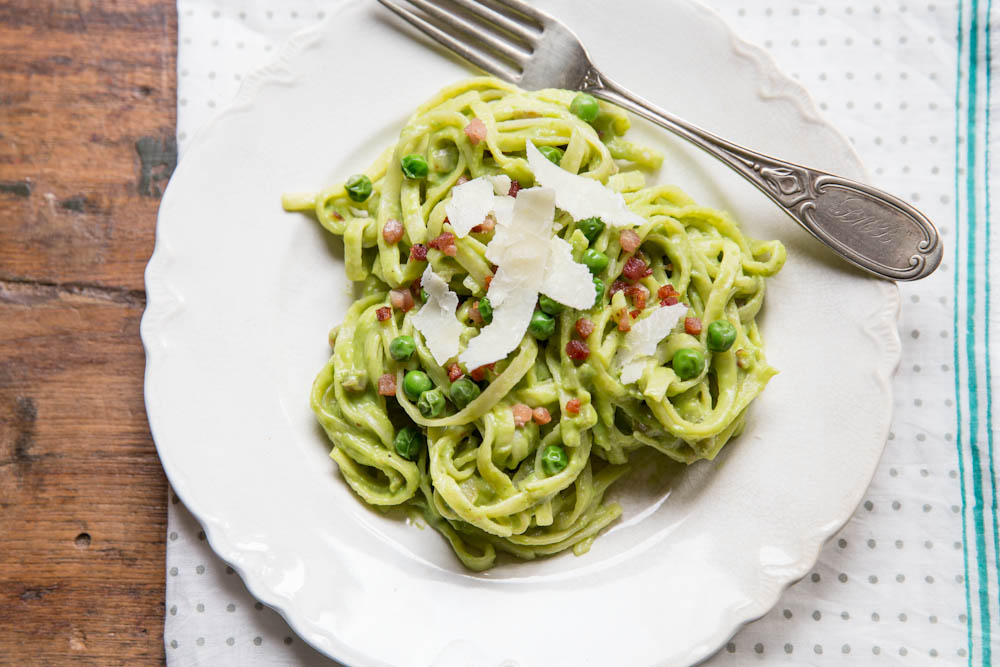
[[284, 77, 785, 571]]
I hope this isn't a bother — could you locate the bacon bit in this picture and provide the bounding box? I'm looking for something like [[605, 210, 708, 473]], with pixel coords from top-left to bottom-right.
[[409, 244, 428, 262], [619, 229, 641, 253], [409, 280, 422, 300], [382, 219, 404, 244], [657, 284, 679, 300], [609, 279, 629, 298], [625, 284, 648, 310], [456, 173, 470, 186], [377, 373, 396, 396], [623, 256, 652, 280], [483, 274, 493, 290], [736, 349, 750, 369], [428, 232, 457, 257], [375, 306, 392, 322], [512, 403, 533, 427], [660, 296, 679, 307], [532, 407, 552, 425], [469, 301, 485, 326], [508, 180, 521, 197], [331, 211, 344, 221], [614, 309, 632, 332], [468, 363, 494, 381], [685, 317, 703, 336], [630, 309, 642, 319], [566, 339, 590, 362], [575, 318, 595, 338], [390, 288, 415, 312], [447, 363, 464, 382], [470, 214, 496, 234], [464, 118, 487, 145], [565, 398, 581, 415]]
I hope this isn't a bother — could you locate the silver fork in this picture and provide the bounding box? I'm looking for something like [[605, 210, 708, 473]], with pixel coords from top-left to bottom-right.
[[377, 0, 941, 281]]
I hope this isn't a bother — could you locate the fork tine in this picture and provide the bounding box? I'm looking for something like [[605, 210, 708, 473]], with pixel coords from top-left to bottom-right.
[[404, 0, 531, 66], [377, 0, 520, 81], [477, 0, 548, 26], [443, 0, 542, 46]]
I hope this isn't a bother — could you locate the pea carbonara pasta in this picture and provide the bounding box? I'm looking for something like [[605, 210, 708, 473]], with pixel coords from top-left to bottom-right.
[[283, 78, 785, 571]]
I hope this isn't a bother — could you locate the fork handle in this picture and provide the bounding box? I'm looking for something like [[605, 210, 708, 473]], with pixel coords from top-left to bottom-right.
[[586, 72, 942, 281]]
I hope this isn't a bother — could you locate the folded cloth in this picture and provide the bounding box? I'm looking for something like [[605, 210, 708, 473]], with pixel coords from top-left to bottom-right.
[[165, 1, 997, 664]]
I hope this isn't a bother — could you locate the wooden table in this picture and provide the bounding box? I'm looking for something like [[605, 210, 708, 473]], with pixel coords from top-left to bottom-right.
[[0, 2, 175, 662]]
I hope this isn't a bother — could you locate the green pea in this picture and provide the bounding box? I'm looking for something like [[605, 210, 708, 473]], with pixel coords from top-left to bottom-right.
[[528, 310, 555, 340], [672, 348, 705, 380], [576, 217, 605, 243], [581, 248, 609, 274], [388, 335, 416, 361], [400, 153, 429, 179], [402, 370, 433, 400], [420, 288, 429, 302], [538, 294, 564, 316], [393, 426, 424, 461], [450, 377, 480, 410], [477, 297, 493, 324], [345, 174, 372, 202], [417, 388, 445, 418], [541, 444, 569, 475], [537, 145, 564, 165], [706, 320, 738, 352], [570, 93, 600, 123], [592, 276, 605, 307]]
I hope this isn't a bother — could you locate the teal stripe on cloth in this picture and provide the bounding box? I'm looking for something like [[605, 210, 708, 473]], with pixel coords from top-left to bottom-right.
[[985, 0, 1000, 633], [953, 1, 976, 663]]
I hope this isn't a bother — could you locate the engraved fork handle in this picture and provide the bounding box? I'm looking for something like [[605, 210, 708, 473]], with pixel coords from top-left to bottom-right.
[[585, 70, 943, 281]]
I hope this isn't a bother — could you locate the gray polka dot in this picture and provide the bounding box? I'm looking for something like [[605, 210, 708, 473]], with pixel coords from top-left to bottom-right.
[[872, 612, 881, 621], [930, 615, 938, 623], [897, 574, 906, 582], [900, 647, 908, 656], [873, 646, 881, 655], [959, 614, 967, 623], [169, 605, 177, 616], [254, 637, 263, 646], [811, 573, 820, 582], [226, 637, 235, 646], [868, 539, 877, 548], [784, 643, 793, 654], [284, 637, 294, 646], [870, 575, 878, 584], [930, 648, 939, 657], [169, 567, 178, 576], [196, 637, 205, 647], [196, 565, 206, 574], [956, 574, 964, 583], [899, 613, 908, 622], [926, 575, 935, 583], [812, 610, 821, 620], [170, 640, 178, 649], [198, 531, 206, 541], [783, 608, 793, 619], [959, 648, 968, 657], [255, 602, 264, 610], [890, 468, 899, 477], [841, 611, 850, 620], [911, 329, 920, 339], [169, 532, 178, 541], [838, 538, 847, 548], [226, 566, 235, 574], [923, 504, 932, 512], [227, 603, 236, 612], [842, 644, 851, 654], [917, 433, 926, 441], [892, 500, 902, 510], [838, 573, 848, 583], [895, 540, 904, 549], [814, 644, 823, 655], [725, 642, 735, 653], [925, 540, 934, 548], [920, 469, 929, 477]]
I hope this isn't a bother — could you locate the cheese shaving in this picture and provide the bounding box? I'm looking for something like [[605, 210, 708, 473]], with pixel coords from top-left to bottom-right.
[[459, 188, 553, 369], [445, 177, 495, 238], [411, 265, 463, 365], [526, 141, 646, 227], [539, 236, 596, 310], [616, 303, 689, 384]]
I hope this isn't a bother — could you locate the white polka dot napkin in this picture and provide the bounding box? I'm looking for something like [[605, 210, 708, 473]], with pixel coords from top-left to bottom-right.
[[166, 1, 998, 664]]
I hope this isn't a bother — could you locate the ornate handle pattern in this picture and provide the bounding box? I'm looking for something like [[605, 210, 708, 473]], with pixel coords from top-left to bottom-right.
[[586, 70, 943, 281]]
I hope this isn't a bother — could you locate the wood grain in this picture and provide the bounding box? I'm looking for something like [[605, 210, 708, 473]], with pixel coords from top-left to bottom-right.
[[0, 1, 176, 663]]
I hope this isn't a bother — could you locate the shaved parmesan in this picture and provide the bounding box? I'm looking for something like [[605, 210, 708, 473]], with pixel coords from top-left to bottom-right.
[[445, 177, 494, 238], [459, 188, 553, 369], [616, 303, 688, 384], [411, 266, 463, 366], [526, 141, 645, 227], [487, 174, 512, 196], [539, 236, 596, 310]]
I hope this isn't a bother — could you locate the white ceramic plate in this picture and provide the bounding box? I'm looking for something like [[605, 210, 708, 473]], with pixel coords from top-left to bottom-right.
[[142, 1, 900, 665]]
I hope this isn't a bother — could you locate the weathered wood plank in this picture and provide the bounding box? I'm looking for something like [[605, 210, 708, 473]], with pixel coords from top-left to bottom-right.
[[0, 0, 176, 663]]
